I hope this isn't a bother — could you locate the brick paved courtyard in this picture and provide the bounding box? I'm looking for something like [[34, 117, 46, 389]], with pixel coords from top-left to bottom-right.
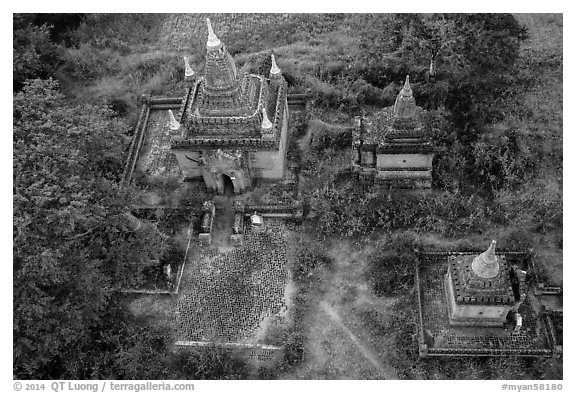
[[175, 219, 291, 344]]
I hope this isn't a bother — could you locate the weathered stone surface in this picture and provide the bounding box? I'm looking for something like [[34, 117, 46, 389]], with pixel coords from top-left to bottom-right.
[[352, 76, 434, 189], [167, 20, 289, 194], [416, 253, 555, 357]]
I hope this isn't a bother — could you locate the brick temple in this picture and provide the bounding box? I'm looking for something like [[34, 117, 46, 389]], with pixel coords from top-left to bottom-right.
[[352, 76, 434, 189], [445, 240, 527, 327], [169, 18, 289, 194], [415, 242, 561, 357]]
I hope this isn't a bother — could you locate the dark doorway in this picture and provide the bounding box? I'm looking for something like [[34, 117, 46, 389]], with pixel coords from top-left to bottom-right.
[[222, 174, 235, 196]]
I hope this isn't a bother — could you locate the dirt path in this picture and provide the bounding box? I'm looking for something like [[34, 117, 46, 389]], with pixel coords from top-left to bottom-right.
[[280, 239, 400, 379], [211, 195, 235, 251], [320, 301, 397, 379]]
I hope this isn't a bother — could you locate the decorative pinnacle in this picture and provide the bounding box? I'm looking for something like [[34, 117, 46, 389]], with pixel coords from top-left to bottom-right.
[[270, 54, 281, 76], [485, 240, 497, 260], [168, 109, 180, 131], [184, 56, 194, 77], [471, 240, 500, 279], [261, 107, 272, 130], [403, 75, 412, 92], [206, 18, 221, 48], [394, 75, 416, 118]]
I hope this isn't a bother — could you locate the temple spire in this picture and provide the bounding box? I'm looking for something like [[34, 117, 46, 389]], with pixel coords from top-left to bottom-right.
[[394, 75, 416, 118], [206, 18, 221, 48], [403, 75, 412, 92], [168, 109, 180, 131], [471, 240, 500, 279], [261, 107, 272, 130], [429, 57, 435, 77], [270, 54, 281, 76], [184, 56, 194, 78]]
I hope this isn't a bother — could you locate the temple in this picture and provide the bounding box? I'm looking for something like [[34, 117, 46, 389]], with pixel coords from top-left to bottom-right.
[[170, 19, 289, 194], [415, 240, 561, 357], [445, 240, 527, 327], [352, 76, 434, 189]]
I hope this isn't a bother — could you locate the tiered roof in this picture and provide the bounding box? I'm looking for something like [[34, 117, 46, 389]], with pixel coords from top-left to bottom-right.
[[447, 241, 516, 306], [353, 75, 432, 153], [171, 19, 287, 151]]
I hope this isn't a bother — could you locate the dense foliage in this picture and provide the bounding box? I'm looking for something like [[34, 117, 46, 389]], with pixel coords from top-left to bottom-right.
[[13, 79, 247, 379], [13, 16, 63, 91], [13, 13, 562, 379], [13, 79, 155, 377], [305, 175, 506, 238], [365, 234, 418, 297]]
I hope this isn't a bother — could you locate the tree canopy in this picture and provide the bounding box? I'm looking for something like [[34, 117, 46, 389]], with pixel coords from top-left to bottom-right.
[[13, 79, 165, 378]]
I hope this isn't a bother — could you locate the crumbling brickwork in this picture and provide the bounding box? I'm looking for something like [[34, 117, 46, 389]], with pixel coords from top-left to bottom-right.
[[139, 108, 181, 178], [416, 256, 555, 357]]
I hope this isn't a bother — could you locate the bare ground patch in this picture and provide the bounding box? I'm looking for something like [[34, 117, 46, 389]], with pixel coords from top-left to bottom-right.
[[281, 239, 400, 379]]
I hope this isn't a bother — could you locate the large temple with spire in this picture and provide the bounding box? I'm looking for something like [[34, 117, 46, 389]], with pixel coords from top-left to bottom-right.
[[168, 18, 289, 194], [352, 76, 434, 189]]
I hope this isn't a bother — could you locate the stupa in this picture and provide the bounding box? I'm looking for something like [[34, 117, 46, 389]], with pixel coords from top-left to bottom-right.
[[444, 240, 527, 326], [352, 76, 434, 189]]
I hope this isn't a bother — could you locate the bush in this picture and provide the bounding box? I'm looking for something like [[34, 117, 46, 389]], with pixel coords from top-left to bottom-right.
[[13, 17, 63, 90], [291, 112, 309, 139], [168, 346, 249, 379], [309, 121, 352, 151], [282, 329, 305, 367], [291, 235, 333, 285], [365, 233, 418, 296], [307, 176, 496, 238], [498, 228, 534, 250], [63, 43, 120, 81]]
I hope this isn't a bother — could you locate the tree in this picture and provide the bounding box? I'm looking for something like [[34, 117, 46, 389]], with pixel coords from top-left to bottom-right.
[[392, 14, 529, 193], [13, 15, 63, 91], [13, 79, 164, 378]]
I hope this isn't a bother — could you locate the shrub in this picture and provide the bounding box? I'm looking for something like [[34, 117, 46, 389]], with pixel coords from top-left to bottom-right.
[[63, 43, 120, 81], [291, 112, 309, 139], [307, 176, 496, 238], [309, 120, 352, 151], [13, 18, 63, 90], [291, 235, 333, 285], [365, 232, 418, 296], [498, 228, 534, 251]]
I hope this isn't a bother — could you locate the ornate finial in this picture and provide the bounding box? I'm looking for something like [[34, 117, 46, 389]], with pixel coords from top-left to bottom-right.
[[394, 75, 416, 118], [403, 75, 412, 92], [270, 54, 281, 76], [206, 18, 221, 48], [168, 109, 180, 131], [261, 107, 272, 130], [471, 240, 500, 279], [486, 240, 497, 259], [184, 56, 194, 78]]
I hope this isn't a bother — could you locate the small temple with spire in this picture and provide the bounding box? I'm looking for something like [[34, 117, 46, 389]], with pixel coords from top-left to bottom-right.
[[169, 18, 289, 194], [444, 240, 527, 327], [352, 75, 434, 189]]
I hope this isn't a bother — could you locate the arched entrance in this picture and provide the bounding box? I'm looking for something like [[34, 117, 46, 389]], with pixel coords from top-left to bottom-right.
[[222, 173, 235, 196], [206, 167, 250, 195]]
